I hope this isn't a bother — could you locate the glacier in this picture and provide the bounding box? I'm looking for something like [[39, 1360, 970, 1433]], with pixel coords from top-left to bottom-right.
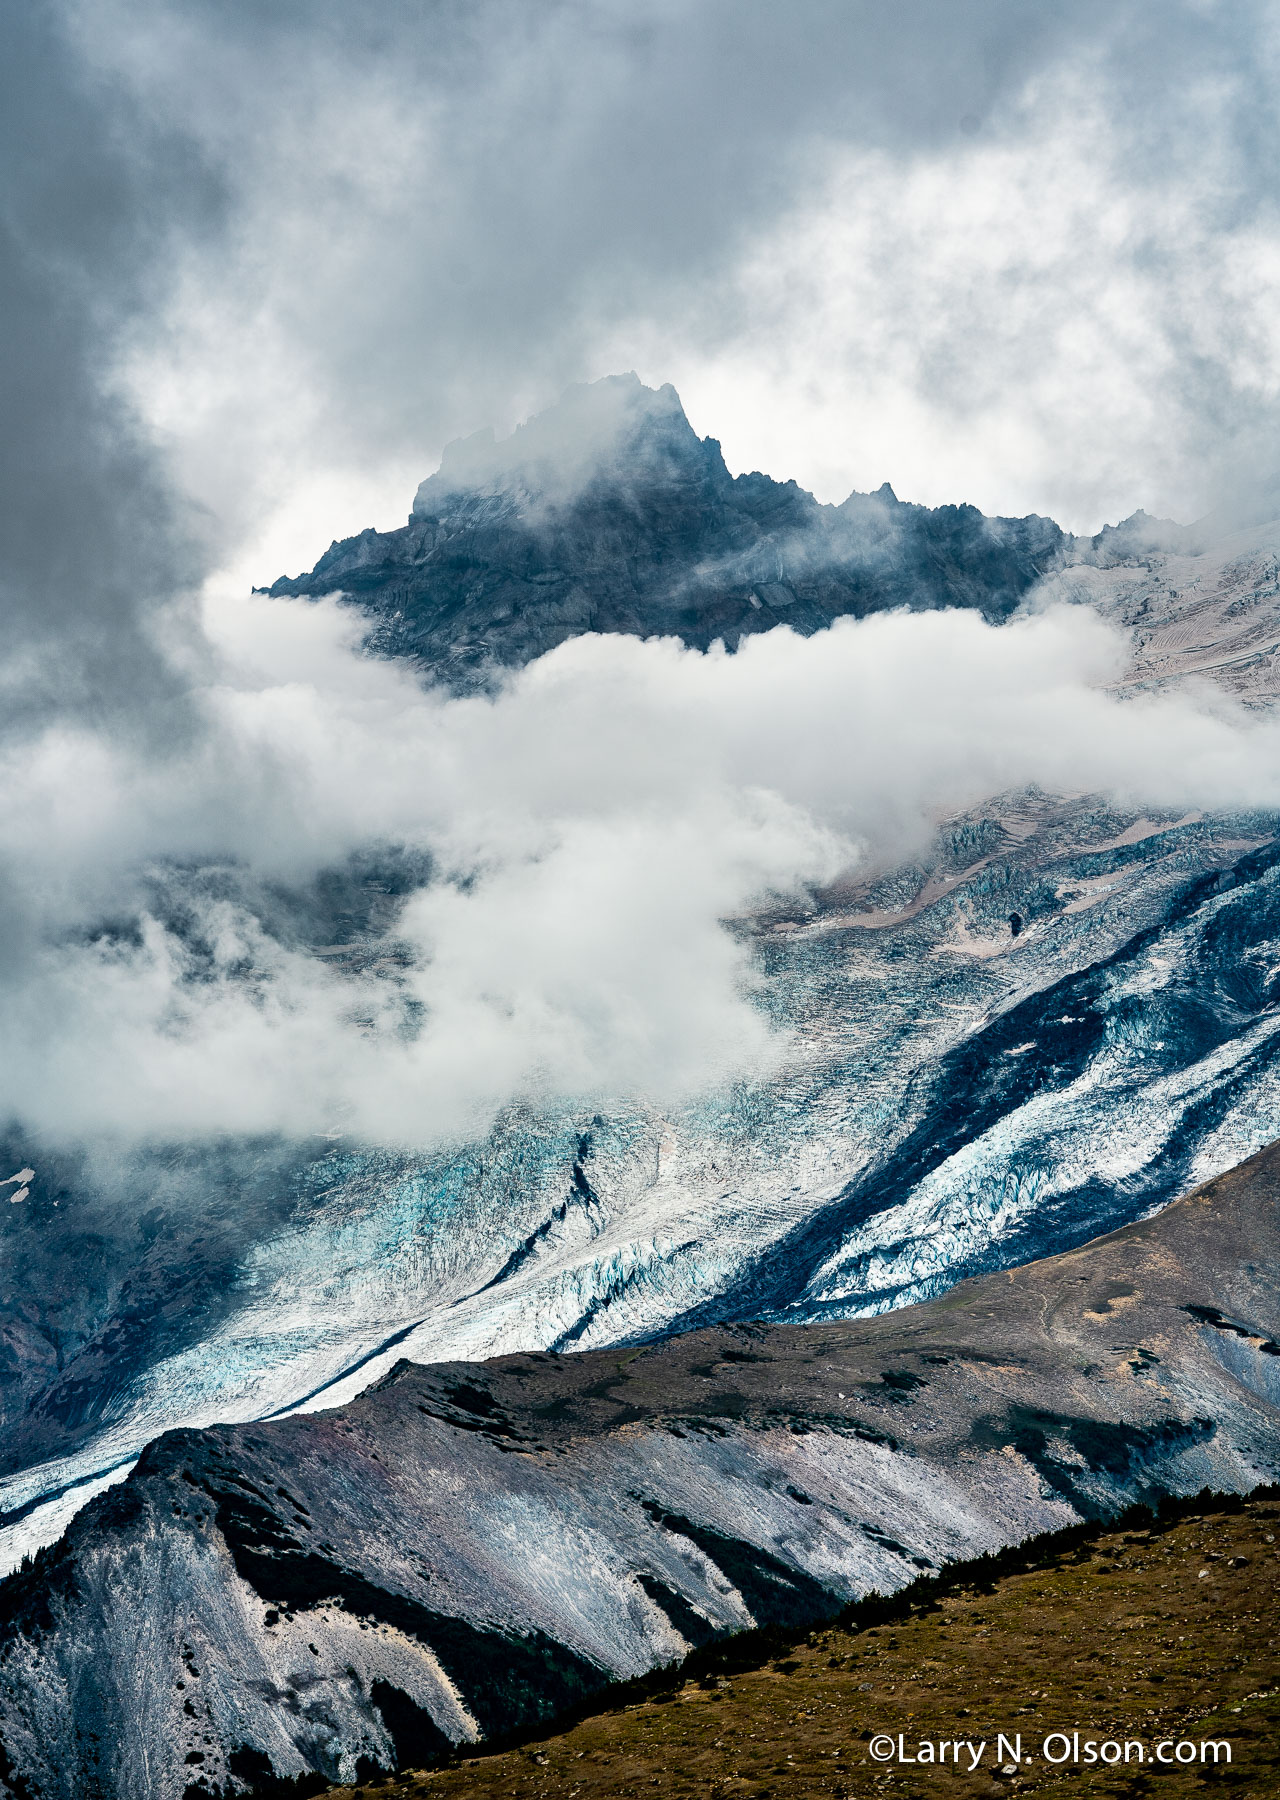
[[2, 1140, 1278, 1799], [4, 791, 1280, 1575]]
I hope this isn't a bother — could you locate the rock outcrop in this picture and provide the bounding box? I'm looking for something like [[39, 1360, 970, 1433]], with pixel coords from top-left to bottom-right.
[[266, 374, 1064, 688], [2, 1139, 1278, 1799]]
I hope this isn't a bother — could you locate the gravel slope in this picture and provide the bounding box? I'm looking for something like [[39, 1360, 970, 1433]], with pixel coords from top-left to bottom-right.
[[1, 1139, 1278, 1798]]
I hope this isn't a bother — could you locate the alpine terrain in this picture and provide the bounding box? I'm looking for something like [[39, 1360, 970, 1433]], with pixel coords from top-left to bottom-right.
[[3, 377, 1280, 1798]]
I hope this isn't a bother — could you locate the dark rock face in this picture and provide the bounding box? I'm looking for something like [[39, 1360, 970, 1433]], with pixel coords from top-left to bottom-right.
[[266, 375, 1064, 688], [2, 1139, 1278, 1799]]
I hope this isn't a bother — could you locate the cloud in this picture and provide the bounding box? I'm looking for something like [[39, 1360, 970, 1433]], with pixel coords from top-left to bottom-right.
[[7, 1, 1280, 1154], [1, 591, 1279, 1151], [0, 5, 227, 733], [8, 0, 1279, 659], [45, 0, 1271, 584], [617, 21, 1280, 531]]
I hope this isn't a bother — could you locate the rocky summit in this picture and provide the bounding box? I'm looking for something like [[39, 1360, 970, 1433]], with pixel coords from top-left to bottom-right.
[[1, 1139, 1277, 1799], [266, 374, 1064, 687]]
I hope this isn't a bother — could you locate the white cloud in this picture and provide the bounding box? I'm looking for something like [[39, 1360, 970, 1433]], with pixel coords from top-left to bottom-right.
[[2, 590, 1279, 1151], [48, 0, 1280, 585], [619, 60, 1280, 531]]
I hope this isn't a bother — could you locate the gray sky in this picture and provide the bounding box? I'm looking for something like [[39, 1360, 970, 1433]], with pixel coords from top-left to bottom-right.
[[6, 0, 1280, 1150], [0, 5, 219, 726], [10, 0, 1279, 620]]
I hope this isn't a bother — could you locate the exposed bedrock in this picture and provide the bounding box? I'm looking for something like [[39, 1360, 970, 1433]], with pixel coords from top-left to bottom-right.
[[2, 1140, 1279, 1800], [265, 374, 1064, 687]]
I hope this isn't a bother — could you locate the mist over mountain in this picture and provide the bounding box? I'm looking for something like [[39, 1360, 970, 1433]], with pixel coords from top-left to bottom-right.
[[4, 372, 1280, 1620], [267, 374, 1066, 687], [5, 8, 1280, 1798]]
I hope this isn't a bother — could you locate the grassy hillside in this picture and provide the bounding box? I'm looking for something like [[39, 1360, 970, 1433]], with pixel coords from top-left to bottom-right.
[[323, 1489, 1280, 1800]]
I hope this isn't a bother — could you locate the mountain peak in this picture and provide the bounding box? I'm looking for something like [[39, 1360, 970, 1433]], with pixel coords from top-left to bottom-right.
[[269, 374, 1067, 688], [1088, 507, 1198, 564], [412, 373, 721, 517]]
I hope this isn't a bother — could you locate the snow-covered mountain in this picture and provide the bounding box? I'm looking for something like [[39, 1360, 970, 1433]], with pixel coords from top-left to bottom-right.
[[4, 376, 1280, 1589]]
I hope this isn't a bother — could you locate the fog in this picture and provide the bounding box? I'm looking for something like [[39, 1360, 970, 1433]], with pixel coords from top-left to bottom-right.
[[1, 592, 1276, 1150], [6, 2, 1280, 1153]]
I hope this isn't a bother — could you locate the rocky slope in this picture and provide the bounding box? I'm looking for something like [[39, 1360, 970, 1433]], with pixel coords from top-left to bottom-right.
[[326, 1493, 1280, 1800], [265, 374, 1064, 687], [1, 1138, 1278, 1799]]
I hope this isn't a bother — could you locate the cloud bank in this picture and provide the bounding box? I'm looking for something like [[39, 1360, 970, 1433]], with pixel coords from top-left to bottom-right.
[[2, 594, 1279, 1151], [637, 53, 1280, 530], [27, 0, 1278, 591], [6, 2, 1280, 1156]]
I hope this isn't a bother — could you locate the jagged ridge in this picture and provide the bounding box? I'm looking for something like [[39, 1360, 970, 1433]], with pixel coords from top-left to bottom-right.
[[266, 374, 1065, 687], [1, 1138, 1278, 1799]]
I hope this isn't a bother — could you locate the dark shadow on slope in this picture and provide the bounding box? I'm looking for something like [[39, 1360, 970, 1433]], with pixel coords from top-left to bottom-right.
[[661, 838, 1280, 1336]]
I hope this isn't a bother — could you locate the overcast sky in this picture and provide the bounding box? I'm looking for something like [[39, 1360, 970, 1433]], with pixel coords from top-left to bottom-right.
[[9, 0, 1280, 619], [6, 1, 1280, 1151]]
